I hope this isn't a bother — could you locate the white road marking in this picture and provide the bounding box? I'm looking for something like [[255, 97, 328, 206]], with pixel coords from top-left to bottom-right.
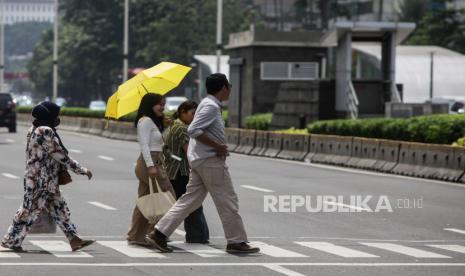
[[29, 240, 92, 258], [97, 155, 114, 161], [296, 242, 378, 258], [444, 228, 465, 235], [88, 201, 117, 211], [68, 149, 82, 154], [5, 139, 15, 143], [0, 248, 20, 258], [428, 244, 465, 254], [241, 185, 275, 193], [1, 173, 20, 179], [1, 262, 465, 267], [323, 201, 371, 212], [250, 241, 307, 258], [264, 264, 306, 276], [97, 241, 167, 258], [360, 243, 451, 258], [170, 241, 228, 258], [174, 229, 186, 236]]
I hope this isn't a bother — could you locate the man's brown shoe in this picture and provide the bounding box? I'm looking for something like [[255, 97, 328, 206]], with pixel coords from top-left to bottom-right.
[[70, 237, 95, 252], [145, 231, 173, 253], [226, 242, 260, 254]]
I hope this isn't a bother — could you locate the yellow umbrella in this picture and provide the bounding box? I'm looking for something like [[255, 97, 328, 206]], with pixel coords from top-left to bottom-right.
[[105, 62, 191, 119]]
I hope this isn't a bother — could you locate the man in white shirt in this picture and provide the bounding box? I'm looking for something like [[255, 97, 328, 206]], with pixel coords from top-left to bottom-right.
[[146, 73, 260, 254]]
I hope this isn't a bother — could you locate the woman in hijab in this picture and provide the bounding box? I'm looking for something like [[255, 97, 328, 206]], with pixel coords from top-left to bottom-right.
[[1, 101, 94, 252]]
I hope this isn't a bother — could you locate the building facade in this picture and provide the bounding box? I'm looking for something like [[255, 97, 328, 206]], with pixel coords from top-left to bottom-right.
[[1, 0, 54, 25]]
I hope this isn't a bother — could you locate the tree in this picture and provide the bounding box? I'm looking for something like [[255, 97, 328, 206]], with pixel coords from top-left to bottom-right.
[[404, 9, 465, 55], [28, 0, 258, 105]]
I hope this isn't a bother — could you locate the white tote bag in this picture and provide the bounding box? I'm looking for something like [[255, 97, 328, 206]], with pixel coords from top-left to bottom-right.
[[136, 178, 176, 224]]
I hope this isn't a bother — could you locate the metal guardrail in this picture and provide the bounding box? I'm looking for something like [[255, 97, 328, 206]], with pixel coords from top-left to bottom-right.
[[346, 81, 359, 119]]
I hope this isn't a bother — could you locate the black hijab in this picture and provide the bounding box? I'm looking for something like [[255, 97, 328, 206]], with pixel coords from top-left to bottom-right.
[[31, 101, 68, 154]]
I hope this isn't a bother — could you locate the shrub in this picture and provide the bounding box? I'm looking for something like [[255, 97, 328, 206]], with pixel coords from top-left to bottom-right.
[[245, 113, 272, 130], [274, 127, 309, 135], [307, 114, 465, 145]]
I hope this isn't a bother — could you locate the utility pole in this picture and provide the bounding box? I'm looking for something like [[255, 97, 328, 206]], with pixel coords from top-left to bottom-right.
[[216, 0, 222, 73], [123, 0, 129, 82], [0, 0, 5, 92], [429, 51, 435, 100], [52, 0, 59, 101]]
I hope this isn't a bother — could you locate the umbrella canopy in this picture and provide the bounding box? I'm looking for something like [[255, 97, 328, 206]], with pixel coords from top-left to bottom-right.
[[105, 62, 191, 119]]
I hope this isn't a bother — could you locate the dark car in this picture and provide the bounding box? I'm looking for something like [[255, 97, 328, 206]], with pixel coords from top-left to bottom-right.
[[0, 93, 17, 133]]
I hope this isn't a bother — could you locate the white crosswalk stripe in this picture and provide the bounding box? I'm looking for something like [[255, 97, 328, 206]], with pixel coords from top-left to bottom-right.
[[250, 241, 307, 258], [97, 241, 167, 258], [0, 248, 20, 258], [360, 243, 451, 258], [296, 242, 379, 258], [170, 241, 229, 258], [1, 240, 464, 260], [30, 240, 93, 258], [427, 245, 465, 254]]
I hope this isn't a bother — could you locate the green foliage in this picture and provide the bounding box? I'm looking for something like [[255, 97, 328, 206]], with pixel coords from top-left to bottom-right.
[[245, 113, 272, 130], [222, 110, 229, 126], [274, 127, 308, 135], [453, 137, 465, 147], [307, 114, 465, 145], [403, 9, 465, 55], [28, 0, 260, 104]]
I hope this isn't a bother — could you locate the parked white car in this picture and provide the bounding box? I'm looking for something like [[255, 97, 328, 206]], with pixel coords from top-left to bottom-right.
[[89, 100, 107, 111], [165, 96, 188, 112]]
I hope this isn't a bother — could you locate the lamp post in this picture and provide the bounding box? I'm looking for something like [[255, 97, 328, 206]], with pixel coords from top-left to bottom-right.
[[52, 0, 59, 102], [0, 0, 5, 92], [216, 0, 223, 73], [123, 0, 129, 82], [429, 51, 435, 100]]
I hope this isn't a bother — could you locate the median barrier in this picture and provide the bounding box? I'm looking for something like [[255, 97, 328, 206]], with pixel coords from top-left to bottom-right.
[[391, 142, 418, 176], [277, 134, 310, 161], [309, 134, 352, 165], [353, 138, 380, 170], [225, 128, 240, 152], [88, 119, 105, 136], [326, 135, 353, 166], [455, 147, 465, 183], [373, 139, 401, 172], [412, 143, 463, 181], [262, 132, 283, 158], [235, 129, 256, 155], [346, 137, 362, 167], [250, 130, 269, 156], [306, 134, 327, 163]]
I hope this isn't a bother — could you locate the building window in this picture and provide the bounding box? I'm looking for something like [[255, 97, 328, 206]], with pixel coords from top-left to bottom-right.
[[260, 62, 319, 80]]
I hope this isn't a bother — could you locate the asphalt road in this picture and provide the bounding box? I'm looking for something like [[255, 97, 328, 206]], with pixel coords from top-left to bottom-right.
[[0, 126, 464, 276]]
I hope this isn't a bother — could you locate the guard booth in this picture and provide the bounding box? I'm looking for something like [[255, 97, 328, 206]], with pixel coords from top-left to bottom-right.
[[226, 22, 416, 129], [322, 21, 415, 118]]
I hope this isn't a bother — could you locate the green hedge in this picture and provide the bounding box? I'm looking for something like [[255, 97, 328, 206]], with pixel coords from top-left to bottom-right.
[[453, 137, 465, 147], [307, 114, 465, 145], [274, 127, 309, 135], [245, 113, 272, 130]]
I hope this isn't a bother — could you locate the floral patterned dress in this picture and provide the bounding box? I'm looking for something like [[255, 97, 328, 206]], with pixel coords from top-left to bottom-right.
[[1, 126, 88, 248]]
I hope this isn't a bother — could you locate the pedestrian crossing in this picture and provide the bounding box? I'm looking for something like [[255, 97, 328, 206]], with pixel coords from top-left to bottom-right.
[[0, 240, 465, 260]]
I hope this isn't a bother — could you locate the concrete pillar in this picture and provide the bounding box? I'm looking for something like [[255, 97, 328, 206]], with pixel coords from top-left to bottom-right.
[[227, 58, 244, 128], [381, 32, 396, 99], [335, 32, 352, 112]]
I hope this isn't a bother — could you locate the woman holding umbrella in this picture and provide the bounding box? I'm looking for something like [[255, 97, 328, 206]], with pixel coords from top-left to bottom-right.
[[127, 93, 175, 246]]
